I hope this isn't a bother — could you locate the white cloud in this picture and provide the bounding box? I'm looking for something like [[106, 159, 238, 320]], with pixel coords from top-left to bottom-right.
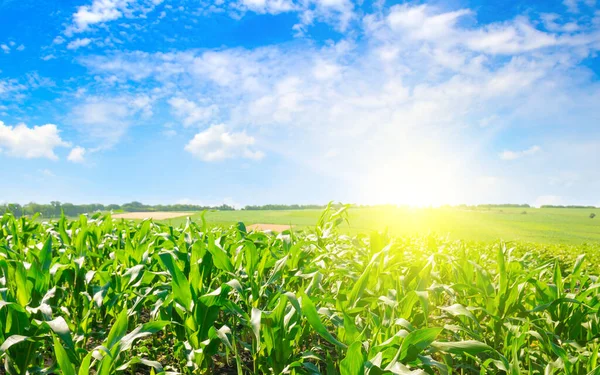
[[168, 97, 218, 127], [313, 59, 341, 80], [77, 3, 600, 204], [237, 0, 296, 14], [67, 38, 92, 50], [67, 146, 86, 163], [0, 79, 27, 97], [185, 124, 264, 161], [377, 4, 598, 55], [67, 0, 162, 34], [387, 5, 471, 41], [0, 44, 9, 53], [53, 36, 66, 45], [564, 0, 580, 13], [0, 121, 70, 160], [500, 145, 541, 160], [562, 0, 595, 13], [70, 95, 154, 147], [198, 0, 355, 33], [70, 0, 129, 33], [16, 44, 25, 51]]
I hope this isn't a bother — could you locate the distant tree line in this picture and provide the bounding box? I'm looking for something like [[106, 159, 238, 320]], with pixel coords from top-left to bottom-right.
[[540, 205, 598, 209], [242, 203, 399, 210], [242, 204, 328, 210], [0, 201, 235, 218], [475, 204, 531, 208], [442, 204, 532, 209]]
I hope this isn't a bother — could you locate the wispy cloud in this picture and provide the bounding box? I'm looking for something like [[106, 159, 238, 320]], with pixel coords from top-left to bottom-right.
[[500, 146, 541, 160], [67, 38, 93, 50], [69, 95, 154, 148], [198, 0, 356, 34], [168, 97, 219, 127]]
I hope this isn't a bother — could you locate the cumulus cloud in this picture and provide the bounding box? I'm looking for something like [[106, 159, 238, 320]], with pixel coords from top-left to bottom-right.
[[67, 0, 162, 34], [0, 121, 70, 159], [185, 124, 264, 161], [69, 0, 130, 33], [500, 145, 541, 160], [67, 38, 92, 50], [67, 146, 86, 163]]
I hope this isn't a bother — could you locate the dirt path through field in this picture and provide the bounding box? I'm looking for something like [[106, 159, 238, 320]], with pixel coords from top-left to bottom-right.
[[112, 212, 192, 220]]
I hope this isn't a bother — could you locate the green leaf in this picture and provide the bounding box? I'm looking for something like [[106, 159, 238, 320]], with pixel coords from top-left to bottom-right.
[[399, 327, 443, 362], [0, 335, 31, 352], [440, 304, 478, 323], [106, 309, 129, 350], [78, 353, 93, 375], [340, 341, 365, 375], [53, 335, 76, 375], [431, 340, 493, 355], [159, 252, 192, 311], [301, 293, 346, 348], [39, 236, 53, 272], [14, 262, 31, 307], [251, 307, 262, 350], [120, 321, 169, 351], [45, 317, 74, 350], [207, 235, 234, 272], [554, 260, 563, 296], [347, 252, 381, 308]]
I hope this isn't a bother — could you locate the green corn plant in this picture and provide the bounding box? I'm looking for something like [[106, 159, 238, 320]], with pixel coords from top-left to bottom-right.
[[2, 208, 600, 374]]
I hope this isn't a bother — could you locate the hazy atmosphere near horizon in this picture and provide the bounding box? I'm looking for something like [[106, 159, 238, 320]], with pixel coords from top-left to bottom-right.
[[1, 0, 600, 207]]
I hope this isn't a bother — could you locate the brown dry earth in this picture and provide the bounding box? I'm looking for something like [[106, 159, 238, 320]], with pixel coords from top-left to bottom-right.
[[112, 212, 192, 220]]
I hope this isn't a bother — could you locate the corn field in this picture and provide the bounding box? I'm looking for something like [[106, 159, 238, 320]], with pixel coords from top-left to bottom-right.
[[1, 205, 600, 374]]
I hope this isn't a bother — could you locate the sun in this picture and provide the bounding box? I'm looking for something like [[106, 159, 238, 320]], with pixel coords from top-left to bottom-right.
[[359, 161, 463, 207]]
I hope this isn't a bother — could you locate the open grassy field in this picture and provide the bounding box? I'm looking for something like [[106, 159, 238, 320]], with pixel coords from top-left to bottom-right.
[[150, 206, 600, 245]]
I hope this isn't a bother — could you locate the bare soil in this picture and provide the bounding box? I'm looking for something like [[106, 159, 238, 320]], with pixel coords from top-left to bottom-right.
[[112, 212, 192, 220], [247, 223, 292, 232]]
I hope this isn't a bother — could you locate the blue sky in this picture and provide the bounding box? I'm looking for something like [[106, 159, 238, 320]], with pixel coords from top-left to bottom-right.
[[0, 0, 599, 207]]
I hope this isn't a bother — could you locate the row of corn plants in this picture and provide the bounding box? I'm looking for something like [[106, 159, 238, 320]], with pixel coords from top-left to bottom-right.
[[1, 205, 600, 374]]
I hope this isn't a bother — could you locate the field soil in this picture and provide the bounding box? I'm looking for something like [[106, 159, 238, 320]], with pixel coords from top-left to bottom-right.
[[112, 211, 192, 220], [247, 223, 292, 232]]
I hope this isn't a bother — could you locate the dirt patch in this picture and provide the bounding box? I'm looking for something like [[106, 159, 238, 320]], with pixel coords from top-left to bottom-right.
[[112, 212, 192, 220], [247, 223, 292, 232]]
